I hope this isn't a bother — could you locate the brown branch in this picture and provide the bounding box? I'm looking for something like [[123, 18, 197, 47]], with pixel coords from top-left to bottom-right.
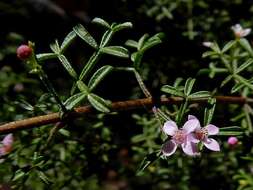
[[0, 96, 252, 134]]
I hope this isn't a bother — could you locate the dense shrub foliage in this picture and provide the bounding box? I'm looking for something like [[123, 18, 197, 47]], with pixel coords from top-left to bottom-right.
[[1, 1, 253, 190]]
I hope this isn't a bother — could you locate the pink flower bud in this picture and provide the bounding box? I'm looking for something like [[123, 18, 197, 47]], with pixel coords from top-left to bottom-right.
[[152, 106, 157, 113], [17, 45, 32, 60], [227, 136, 238, 147], [13, 83, 24, 92]]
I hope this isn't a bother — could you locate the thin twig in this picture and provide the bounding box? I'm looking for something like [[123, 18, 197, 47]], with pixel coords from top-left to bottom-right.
[[0, 96, 252, 134]]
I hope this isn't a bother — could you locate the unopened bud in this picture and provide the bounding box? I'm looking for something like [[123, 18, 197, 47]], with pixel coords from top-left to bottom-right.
[[17, 45, 32, 60], [13, 83, 24, 92], [227, 136, 238, 147]]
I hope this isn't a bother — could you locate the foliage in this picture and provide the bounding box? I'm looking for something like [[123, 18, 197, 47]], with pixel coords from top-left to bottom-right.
[[0, 1, 253, 189]]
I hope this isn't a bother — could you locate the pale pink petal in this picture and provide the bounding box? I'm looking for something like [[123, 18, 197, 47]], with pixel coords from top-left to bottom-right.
[[231, 24, 242, 33], [202, 42, 213, 48], [182, 119, 200, 134], [162, 121, 178, 136], [187, 133, 200, 143], [241, 28, 251, 37], [0, 147, 5, 156], [188, 115, 197, 120], [206, 124, 219, 135], [181, 142, 200, 156], [161, 140, 177, 156], [203, 138, 220, 151], [2, 134, 13, 146]]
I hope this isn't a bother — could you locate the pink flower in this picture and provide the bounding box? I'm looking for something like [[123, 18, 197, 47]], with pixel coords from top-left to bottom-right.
[[0, 134, 14, 156], [17, 44, 32, 60], [227, 136, 238, 147], [161, 118, 200, 156], [231, 24, 251, 38], [189, 115, 220, 151]]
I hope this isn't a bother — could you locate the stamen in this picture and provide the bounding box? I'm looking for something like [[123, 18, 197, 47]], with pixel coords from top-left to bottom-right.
[[172, 130, 186, 144], [195, 128, 208, 140]]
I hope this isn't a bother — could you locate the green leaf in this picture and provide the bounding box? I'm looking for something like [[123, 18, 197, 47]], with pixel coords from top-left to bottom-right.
[[131, 134, 147, 143], [60, 31, 77, 53], [161, 85, 184, 97], [37, 171, 53, 185], [197, 68, 210, 75], [221, 75, 232, 87], [18, 99, 34, 111], [87, 93, 111, 113], [239, 38, 253, 57], [221, 40, 236, 53], [176, 100, 188, 124], [100, 46, 129, 58], [138, 34, 149, 50], [38, 93, 51, 102], [141, 38, 162, 52], [125, 39, 138, 49], [231, 83, 244, 93], [153, 32, 165, 40], [79, 52, 101, 81], [137, 151, 161, 175], [64, 92, 87, 110], [184, 78, 196, 96], [76, 80, 89, 93], [161, 7, 173, 19], [32, 153, 45, 165], [204, 98, 216, 125], [112, 22, 133, 32], [202, 51, 218, 58], [50, 40, 61, 54], [59, 128, 70, 137], [99, 30, 114, 48], [210, 42, 221, 54], [73, 24, 98, 49], [147, 33, 163, 42], [236, 58, 253, 73], [131, 52, 143, 68], [92, 17, 110, 29], [36, 53, 57, 61], [188, 91, 210, 99], [219, 126, 242, 131], [234, 75, 253, 90], [174, 77, 184, 87], [58, 55, 77, 79], [12, 169, 26, 181], [88, 65, 113, 90], [218, 131, 244, 136]]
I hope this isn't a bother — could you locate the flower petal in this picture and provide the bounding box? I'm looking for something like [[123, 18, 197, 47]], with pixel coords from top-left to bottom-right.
[[202, 42, 213, 48], [162, 121, 178, 136], [205, 124, 219, 135], [188, 115, 197, 120], [231, 24, 242, 33], [187, 133, 200, 143], [181, 142, 200, 156], [182, 118, 200, 134], [242, 28, 251, 37], [161, 140, 177, 156], [2, 134, 13, 146], [204, 138, 220, 151], [0, 147, 5, 156]]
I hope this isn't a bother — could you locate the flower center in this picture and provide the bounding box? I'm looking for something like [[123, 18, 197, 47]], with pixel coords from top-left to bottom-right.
[[195, 128, 208, 140], [172, 130, 186, 144]]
